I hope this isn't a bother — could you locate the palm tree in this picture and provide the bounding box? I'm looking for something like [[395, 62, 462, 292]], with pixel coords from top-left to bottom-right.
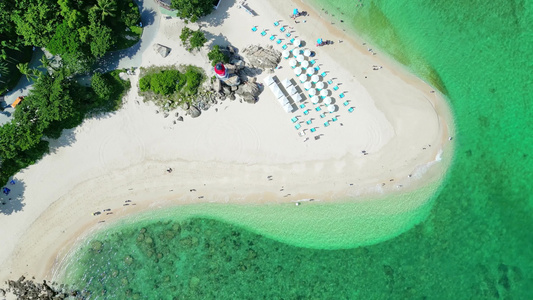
[[16, 62, 36, 81], [94, 0, 117, 21]]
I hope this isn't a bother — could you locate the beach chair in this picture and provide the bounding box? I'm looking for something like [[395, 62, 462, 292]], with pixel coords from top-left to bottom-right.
[[274, 21, 280, 26], [327, 80, 333, 85], [270, 35, 275, 41], [320, 114, 326, 118], [290, 38, 295, 44], [309, 59, 315, 65], [295, 123, 302, 129], [280, 27, 286, 32], [331, 117, 338, 122], [291, 117, 298, 123], [314, 66, 320, 72], [315, 106, 321, 112], [277, 39, 282, 44], [306, 120, 312, 125], [310, 128, 317, 133], [303, 109, 310, 115], [343, 101, 349, 106], [261, 31, 267, 36], [321, 72, 327, 77], [251, 26, 257, 32], [348, 107, 354, 113], [299, 104, 306, 109], [333, 85, 339, 91], [286, 33, 291, 37], [339, 93, 345, 98], [324, 121, 330, 127], [282, 44, 288, 50]]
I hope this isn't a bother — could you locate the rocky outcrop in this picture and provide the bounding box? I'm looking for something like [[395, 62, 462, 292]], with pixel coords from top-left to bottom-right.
[[235, 81, 261, 104], [188, 106, 201, 118], [153, 44, 171, 58], [2, 276, 80, 299], [242, 45, 281, 70]]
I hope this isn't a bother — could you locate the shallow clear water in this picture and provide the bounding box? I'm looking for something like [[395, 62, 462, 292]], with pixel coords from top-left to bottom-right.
[[61, 0, 532, 298]]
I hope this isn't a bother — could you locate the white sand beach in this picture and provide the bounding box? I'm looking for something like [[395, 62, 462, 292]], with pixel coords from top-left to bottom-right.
[[0, 0, 454, 283]]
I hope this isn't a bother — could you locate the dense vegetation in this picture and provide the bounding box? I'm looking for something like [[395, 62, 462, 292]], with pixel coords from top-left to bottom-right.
[[0, 0, 141, 93], [179, 27, 207, 52], [139, 66, 204, 106], [0, 65, 130, 185], [171, 0, 215, 23]]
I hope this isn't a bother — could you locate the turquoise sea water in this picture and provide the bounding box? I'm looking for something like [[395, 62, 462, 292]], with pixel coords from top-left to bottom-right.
[[61, 0, 532, 298]]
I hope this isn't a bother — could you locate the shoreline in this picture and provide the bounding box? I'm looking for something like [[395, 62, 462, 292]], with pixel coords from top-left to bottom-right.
[[0, 0, 455, 284]]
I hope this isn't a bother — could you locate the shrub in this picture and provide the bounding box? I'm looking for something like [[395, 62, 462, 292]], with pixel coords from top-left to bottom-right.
[[91, 72, 112, 99], [189, 31, 207, 50], [180, 27, 193, 44], [207, 45, 229, 66]]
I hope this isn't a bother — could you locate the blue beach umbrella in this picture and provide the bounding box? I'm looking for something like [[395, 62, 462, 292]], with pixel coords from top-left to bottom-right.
[[317, 38, 323, 44], [293, 9, 299, 15]]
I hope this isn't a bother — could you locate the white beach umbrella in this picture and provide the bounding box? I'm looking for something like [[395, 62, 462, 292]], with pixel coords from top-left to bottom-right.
[[328, 105, 336, 113], [300, 60, 309, 69], [303, 81, 312, 90], [294, 39, 301, 47], [296, 54, 305, 63], [282, 50, 291, 58], [281, 78, 292, 88], [306, 68, 315, 75], [311, 95, 320, 104], [320, 89, 329, 97], [272, 85, 284, 99], [294, 67, 302, 75], [308, 89, 317, 96], [287, 85, 298, 95], [279, 95, 289, 106], [316, 81, 325, 90], [263, 75, 275, 86], [289, 59, 297, 67], [324, 97, 333, 105], [304, 49, 311, 57], [299, 74, 308, 82], [283, 103, 293, 113], [292, 93, 303, 102], [311, 74, 320, 83]]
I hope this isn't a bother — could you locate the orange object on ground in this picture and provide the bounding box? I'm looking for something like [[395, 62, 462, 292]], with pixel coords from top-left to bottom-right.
[[11, 96, 23, 108]]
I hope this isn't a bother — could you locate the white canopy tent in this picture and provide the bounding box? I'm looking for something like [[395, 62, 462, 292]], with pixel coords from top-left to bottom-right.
[[263, 75, 275, 86], [281, 78, 292, 88], [287, 85, 298, 95]]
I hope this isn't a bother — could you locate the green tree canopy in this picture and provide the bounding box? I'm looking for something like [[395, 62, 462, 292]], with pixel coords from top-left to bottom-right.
[[91, 72, 113, 100], [89, 25, 115, 58], [12, 0, 60, 47], [207, 45, 229, 66], [171, 0, 214, 23], [189, 31, 207, 51]]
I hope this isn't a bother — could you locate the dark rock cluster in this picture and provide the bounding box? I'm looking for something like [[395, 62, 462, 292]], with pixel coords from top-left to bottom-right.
[[2, 276, 81, 299]]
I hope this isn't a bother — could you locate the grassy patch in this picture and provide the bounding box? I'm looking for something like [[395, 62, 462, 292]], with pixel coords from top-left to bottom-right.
[[113, 26, 143, 51]]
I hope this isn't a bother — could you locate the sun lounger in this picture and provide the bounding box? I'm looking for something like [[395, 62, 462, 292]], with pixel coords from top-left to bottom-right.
[[295, 123, 301, 129], [274, 21, 280, 26], [252, 27, 257, 32], [331, 117, 338, 122], [280, 27, 286, 32], [310, 128, 317, 133], [282, 44, 288, 50], [290, 38, 295, 43], [286, 33, 291, 37], [343, 101, 349, 106], [315, 106, 321, 112], [291, 117, 299, 123], [339, 93, 345, 98], [309, 60, 315, 65], [303, 109, 309, 115], [321, 72, 327, 77], [320, 113, 326, 118], [299, 104, 305, 109], [306, 120, 312, 125], [327, 80, 333, 85], [348, 107, 354, 113], [277, 39, 282, 44], [324, 121, 330, 127], [314, 66, 320, 71], [270, 35, 275, 41], [261, 31, 267, 36], [333, 85, 339, 91]]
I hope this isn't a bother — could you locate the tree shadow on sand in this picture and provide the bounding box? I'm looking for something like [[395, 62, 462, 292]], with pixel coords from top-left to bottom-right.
[[199, 0, 235, 27], [0, 179, 26, 215]]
